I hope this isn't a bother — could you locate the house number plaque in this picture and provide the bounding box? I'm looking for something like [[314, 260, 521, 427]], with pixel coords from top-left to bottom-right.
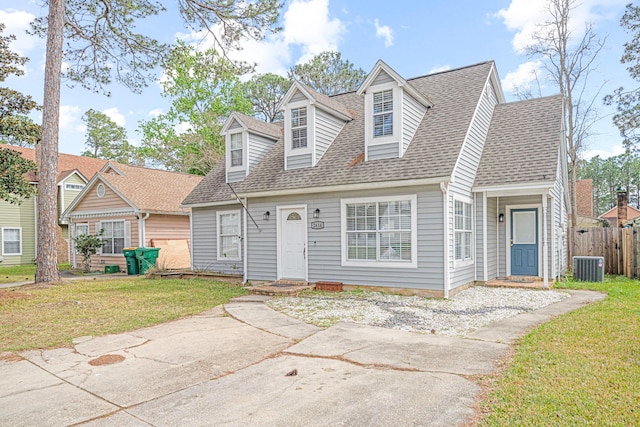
[[311, 221, 325, 230]]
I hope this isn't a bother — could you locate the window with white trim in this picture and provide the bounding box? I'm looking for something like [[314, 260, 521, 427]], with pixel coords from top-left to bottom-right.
[[101, 220, 126, 255], [454, 200, 473, 262], [74, 223, 89, 253], [2, 227, 22, 255], [373, 89, 393, 137], [218, 211, 241, 260], [291, 107, 307, 149], [65, 183, 85, 191], [342, 196, 416, 267], [229, 132, 243, 167]]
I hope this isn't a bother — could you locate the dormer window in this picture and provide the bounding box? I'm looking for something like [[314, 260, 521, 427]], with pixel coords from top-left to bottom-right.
[[230, 133, 243, 167], [373, 90, 393, 137], [291, 107, 308, 149]]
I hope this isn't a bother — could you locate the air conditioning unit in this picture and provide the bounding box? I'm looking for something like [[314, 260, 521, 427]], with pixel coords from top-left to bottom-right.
[[573, 256, 604, 282]]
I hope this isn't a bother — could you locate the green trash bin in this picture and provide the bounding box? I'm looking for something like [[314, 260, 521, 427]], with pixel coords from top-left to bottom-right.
[[136, 247, 161, 274], [123, 248, 139, 275]]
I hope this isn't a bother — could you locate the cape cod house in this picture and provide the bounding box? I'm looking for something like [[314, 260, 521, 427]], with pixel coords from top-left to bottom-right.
[[182, 60, 569, 297], [0, 144, 110, 266]]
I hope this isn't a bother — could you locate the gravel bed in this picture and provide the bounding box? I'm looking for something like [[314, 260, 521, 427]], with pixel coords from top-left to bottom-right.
[[267, 286, 570, 337]]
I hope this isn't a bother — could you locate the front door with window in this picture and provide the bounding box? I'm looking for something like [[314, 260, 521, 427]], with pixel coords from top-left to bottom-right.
[[510, 208, 538, 276], [279, 207, 306, 280]]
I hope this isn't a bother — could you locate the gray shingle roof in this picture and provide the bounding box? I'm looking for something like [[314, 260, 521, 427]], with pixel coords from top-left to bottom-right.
[[183, 61, 495, 205], [297, 81, 356, 119], [233, 112, 282, 139], [473, 95, 563, 188]]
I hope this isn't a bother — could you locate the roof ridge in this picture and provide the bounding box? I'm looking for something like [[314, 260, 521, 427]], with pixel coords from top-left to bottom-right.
[[498, 94, 563, 107], [406, 60, 494, 81]]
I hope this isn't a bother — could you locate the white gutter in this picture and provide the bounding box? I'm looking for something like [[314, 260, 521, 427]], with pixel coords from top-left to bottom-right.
[[482, 191, 488, 282], [243, 198, 248, 284], [440, 182, 450, 299]]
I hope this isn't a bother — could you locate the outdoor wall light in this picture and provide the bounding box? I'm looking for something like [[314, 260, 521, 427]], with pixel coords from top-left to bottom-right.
[[498, 213, 504, 223], [313, 208, 320, 219], [263, 211, 270, 221]]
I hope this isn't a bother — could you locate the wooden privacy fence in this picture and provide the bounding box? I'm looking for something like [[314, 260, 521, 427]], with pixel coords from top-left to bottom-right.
[[569, 227, 640, 278]]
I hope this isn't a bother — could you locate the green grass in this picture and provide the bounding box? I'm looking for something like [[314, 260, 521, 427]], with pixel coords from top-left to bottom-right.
[[478, 276, 640, 426], [0, 278, 247, 351], [0, 263, 71, 284]]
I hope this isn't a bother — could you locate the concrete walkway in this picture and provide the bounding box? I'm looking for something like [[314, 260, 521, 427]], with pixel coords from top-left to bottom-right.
[[0, 289, 605, 426]]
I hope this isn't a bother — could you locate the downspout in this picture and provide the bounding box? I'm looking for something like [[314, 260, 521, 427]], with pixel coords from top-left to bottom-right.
[[440, 182, 450, 299], [482, 192, 488, 282], [496, 196, 500, 278], [68, 217, 73, 268], [243, 198, 248, 284], [542, 195, 549, 288], [138, 212, 150, 247]]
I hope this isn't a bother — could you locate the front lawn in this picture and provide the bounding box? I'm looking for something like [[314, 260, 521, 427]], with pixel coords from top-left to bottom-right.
[[0, 264, 71, 284], [478, 276, 640, 426], [0, 278, 247, 351]]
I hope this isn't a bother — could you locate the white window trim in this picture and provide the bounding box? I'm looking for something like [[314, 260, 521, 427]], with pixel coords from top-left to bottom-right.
[[99, 219, 128, 256], [2, 227, 22, 256], [364, 82, 402, 152], [226, 131, 246, 173], [453, 196, 474, 268], [65, 183, 85, 191], [74, 223, 89, 254], [217, 210, 242, 261], [284, 100, 314, 163], [340, 194, 418, 269]]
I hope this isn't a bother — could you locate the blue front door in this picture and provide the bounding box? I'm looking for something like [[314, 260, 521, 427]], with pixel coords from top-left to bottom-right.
[[510, 208, 538, 276]]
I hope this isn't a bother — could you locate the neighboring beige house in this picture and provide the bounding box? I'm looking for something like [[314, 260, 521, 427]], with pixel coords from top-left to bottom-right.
[[0, 144, 110, 266], [63, 162, 202, 271], [599, 191, 640, 228]]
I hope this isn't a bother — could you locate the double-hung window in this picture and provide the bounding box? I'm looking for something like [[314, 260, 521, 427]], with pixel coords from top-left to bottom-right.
[[2, 227, 22, 255], [229, 133, 243, 167], [101, 220, 125, 255], [291, 107, 307, 149], [342, 196, 417, 268], [373, 90, 393, 137], [218, 211, 240, 260], [454, 200, 473, 263]]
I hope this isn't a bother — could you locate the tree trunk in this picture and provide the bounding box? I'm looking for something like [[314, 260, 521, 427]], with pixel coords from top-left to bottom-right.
[[36, 0, 65, 283]]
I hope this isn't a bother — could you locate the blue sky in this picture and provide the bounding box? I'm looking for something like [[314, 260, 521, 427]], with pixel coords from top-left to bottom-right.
[[0, 0, 634, 159]]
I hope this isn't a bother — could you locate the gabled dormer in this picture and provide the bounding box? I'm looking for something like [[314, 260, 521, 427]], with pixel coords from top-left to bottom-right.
[[278, 81, 353, 170], [221, 112, 281, 183], [100, 163, 125, 176], [357, 60, 433, 161]]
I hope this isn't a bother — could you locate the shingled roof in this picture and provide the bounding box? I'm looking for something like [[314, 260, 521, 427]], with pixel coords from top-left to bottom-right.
[[230, 112, 283, 139], [97, 163, 203, 213], [473, 95, 563, 188], [183, 61, 495, 206], [1, 144, 111, 183]]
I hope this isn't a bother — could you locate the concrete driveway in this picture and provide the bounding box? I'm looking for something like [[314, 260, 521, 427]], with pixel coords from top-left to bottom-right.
[[0, 291, 604, 426]]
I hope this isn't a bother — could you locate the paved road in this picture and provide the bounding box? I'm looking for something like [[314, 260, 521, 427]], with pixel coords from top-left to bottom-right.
[[0, 291, 604, 426]]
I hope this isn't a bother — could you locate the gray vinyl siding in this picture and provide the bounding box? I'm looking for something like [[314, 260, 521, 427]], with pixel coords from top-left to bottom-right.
[[315, 109, 345, 163], [372, 70, 394, 86], [474, 194, 498, 282], [291, 90, 306, 102], [248, 132, 275, 172], [226, 170, 246, 183], [191, 205, 244, 275], [228, 119, 242, 130], [448, 80, 498, 289], [246, 186, 445, 291], [287, 153, 312, 169], [401, 92, 427, 155], [368, 142, 399, 161], [550, 151, 568, 276]]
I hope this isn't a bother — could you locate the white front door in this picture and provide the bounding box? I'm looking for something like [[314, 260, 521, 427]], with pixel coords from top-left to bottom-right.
[[278, 207, 307, 280]]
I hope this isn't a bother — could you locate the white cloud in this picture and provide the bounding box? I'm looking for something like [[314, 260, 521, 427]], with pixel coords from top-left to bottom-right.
[[495, 0, 626, 54], [59, 105, 83, 132], [428, 65, 451, 74], [103, 107, 126, 127], [0, 9, 38, 54], [174, 0, 346, 75], [374, 19, 393, 47], [581, 145, 626, 160], [148, 108, 163, 117], [174, 122, 193, 135], [502, 60, 543, 94]]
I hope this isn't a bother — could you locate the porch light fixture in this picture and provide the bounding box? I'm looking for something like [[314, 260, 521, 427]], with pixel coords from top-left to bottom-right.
[[498, 213, 504, 223], [313, 208, 320, 219], [263, 211, 270, 221]]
